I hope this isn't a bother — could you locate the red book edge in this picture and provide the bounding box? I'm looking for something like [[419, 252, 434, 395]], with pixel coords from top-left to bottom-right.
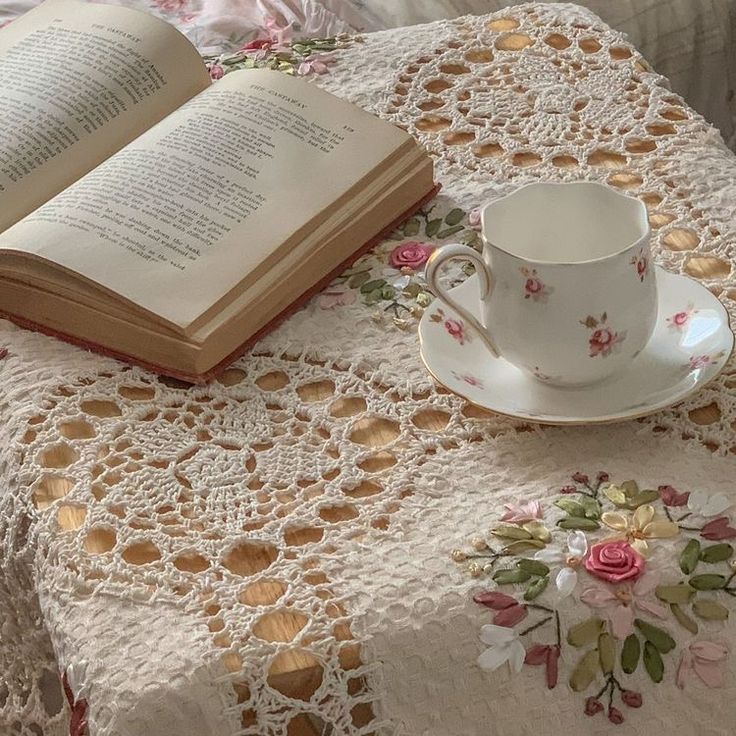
[[1, 183, 441, 385]]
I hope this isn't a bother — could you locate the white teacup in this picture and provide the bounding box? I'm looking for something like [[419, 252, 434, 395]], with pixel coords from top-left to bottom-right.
[[425, 182, 657, 386]]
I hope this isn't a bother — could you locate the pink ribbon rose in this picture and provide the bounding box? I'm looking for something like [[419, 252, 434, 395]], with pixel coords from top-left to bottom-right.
[[584, 541, 645, 583], [390, 241, 435, 269]]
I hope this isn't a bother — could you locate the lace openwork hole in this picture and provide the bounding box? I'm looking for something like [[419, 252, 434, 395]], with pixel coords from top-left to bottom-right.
[[495, 33, 533, 51]]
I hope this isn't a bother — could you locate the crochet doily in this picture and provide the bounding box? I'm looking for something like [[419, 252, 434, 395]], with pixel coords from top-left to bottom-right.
[[1, 4, 735, 735]]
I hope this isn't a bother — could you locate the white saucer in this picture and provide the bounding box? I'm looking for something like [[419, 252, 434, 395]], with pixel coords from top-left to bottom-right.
[[419, 267, 733, 424]]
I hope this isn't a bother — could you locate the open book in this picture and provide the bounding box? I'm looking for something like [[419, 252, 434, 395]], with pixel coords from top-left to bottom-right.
[[0, 0, 435, 381]]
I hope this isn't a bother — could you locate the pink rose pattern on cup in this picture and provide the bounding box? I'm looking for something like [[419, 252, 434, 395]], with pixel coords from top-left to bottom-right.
[[454, 471, 735, 726], [667, 303, 697, 331], [630, 250, 648, 282], [520, 267, 553, 303], [429, 308, 471, 345], [581, 313, 627, 358]]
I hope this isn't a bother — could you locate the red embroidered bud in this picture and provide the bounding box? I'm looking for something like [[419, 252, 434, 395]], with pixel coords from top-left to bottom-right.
[[597, 471, 610, 482], [572, 472, 589, 484], [584, 697, 604, 716], [472, 591, 518, 610], [560, 485, 577, 494], [493, 604, 528, 628], [608, 706, 624, 724], [621, 690, 642, 708]]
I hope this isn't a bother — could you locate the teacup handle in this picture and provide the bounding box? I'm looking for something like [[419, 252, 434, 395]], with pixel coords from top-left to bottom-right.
[[425, 244, 499, 357]]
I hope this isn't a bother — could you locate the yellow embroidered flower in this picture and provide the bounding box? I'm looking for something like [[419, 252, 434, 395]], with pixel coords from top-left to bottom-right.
[[600, 504, 679, 557]]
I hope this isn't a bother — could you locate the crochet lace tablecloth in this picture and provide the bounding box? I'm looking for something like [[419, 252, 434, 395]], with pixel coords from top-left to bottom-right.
[[2, 4, 736, 736]]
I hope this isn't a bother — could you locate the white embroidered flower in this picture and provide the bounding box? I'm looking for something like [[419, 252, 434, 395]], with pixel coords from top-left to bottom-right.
[[687, 490, 732, 518], [477, 624, 526, 673], [534, 531, 588, 597]]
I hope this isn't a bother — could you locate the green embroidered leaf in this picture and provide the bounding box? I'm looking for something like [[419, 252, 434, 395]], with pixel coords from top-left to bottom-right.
[[670, 603, 699, 634], [554, 499, 586, 517], [699, 543, 734, 563], [643, 641, 664, 683], [360, 278, 387, 294], [444, 208, 465, 226], [634, 619, 676, 653], [680, 539, 702, 575], [522, 521, 551, 542], [402, 282, 422, 298], [579, 497, 602, 520], [567, 617, 605, 647], [598, 632, 616, 674], [363, 288, 384, 305], [502, 539, 545, 554], [603, 486, 628, 507], [491, 525, 533, 541], [569, 650, 600, 692], [627, 490, 661, 508], [621, 480, 640, 495], [557, 517, 600, 531], [493, 568, 532, 585], [655, 584, 695, 604], [524, 575, 549, 601], [436, 225, 465, 239], [425, 218, 442, 237], [692, 599, 730, 621], [380, 286, 396, 300], [347, 271, 371, 289], [517, 559, 550, 577], [402, 217, 421, 236], [621, 634, 640, 674], [581, 315, 598, 329], [689, 574, 727, 591]]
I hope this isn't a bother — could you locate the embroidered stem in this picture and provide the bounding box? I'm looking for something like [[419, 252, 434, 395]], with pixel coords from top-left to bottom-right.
[[555, 610, 561, 648], [678, 524, 701, 532], [519, 615, 552, 637], [526, 603, 554, 614], [664, 506, 674, 522], [677, 512, 692, 523]]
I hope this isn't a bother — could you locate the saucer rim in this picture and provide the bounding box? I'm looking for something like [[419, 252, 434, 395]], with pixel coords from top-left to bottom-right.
[[418, 267, 734, 425]]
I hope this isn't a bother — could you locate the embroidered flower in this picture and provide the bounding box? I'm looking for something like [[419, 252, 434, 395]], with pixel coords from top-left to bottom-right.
[[584, 540, 646, 584], [297, 52, 334, 76], [534, 531, 588, 597], [468, 207, 482, 230], [208, 62, 225, 80], [318, 286, 357, 309], [700, 517, 736, 541], [520, 267, 552, 303], [444, 318, 469, 345], [658, 484, 690, 506], [62, 670, 89, 736], [687, 489, 732, 518], [452, 371, 483, 388], [500, 500, 543, 524], [676, 641, 729, 689], [630, 251, 648, 281], [581, 573, 667, 638], [667, 303, 696, 330], [477, 624, 526, 673], [600, 504, 679, 557], [389, 241, 435, 269]]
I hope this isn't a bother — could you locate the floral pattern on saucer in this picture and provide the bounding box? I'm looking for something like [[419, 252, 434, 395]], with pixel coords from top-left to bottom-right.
[[453, 471, 735, 727], [667, 304, 698, 331], [581, 314, 627, 358], [521, 267, 553, 303], [686, 351, 728, 371], [430, 308, 471, 345], [452, 371, 484, 388]]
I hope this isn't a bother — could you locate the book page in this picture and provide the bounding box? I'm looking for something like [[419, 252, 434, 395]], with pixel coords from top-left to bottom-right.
[[0, 69, 412, 328], [0, 0, 210, 232]]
